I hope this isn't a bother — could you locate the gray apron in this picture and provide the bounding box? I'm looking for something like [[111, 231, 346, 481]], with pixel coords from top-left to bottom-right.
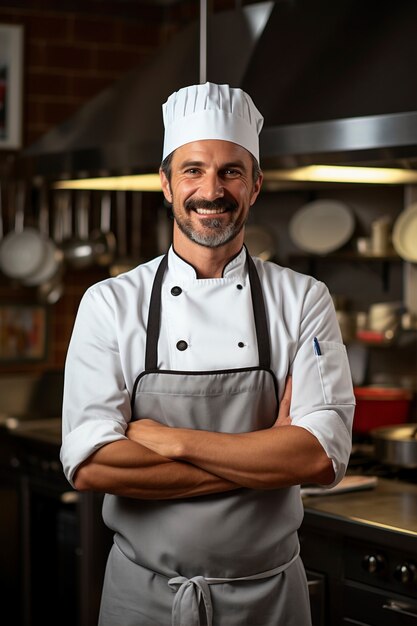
[[99, 252, 311, 626]]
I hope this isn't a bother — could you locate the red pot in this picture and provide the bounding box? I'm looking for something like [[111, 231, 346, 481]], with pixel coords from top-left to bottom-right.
[[353, 386, 413, 434]]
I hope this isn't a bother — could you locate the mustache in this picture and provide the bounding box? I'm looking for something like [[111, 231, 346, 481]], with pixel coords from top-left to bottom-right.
[[184, 198, 238, 212]]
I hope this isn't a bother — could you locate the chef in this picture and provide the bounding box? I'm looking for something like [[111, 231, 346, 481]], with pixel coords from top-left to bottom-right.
[[61, 82, 355, 626]]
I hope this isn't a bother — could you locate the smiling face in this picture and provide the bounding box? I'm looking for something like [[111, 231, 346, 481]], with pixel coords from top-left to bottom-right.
[[160, 140, 262, 256]]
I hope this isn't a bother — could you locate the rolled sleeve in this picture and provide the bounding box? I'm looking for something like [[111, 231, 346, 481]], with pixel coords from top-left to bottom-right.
[[290, 281, 355, 486], [60, 285, 132, 487], [61, 420, 127, 487]]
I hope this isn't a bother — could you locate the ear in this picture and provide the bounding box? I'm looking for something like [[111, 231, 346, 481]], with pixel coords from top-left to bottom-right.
[[159, 168, 173, 203], [249, 172, 263, 206]]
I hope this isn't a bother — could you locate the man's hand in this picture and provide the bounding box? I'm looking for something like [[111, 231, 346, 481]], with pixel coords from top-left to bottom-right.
[[126, 419, 178, 458], [273, 375, 292, 428]]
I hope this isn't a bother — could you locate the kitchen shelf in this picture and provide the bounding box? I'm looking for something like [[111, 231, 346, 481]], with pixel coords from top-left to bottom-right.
[[290, 251, 402, 262], [289, 250, 402, 291]]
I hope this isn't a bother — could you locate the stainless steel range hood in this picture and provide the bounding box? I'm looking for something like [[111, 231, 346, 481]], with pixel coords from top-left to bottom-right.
[[22, 0, 417, 180]]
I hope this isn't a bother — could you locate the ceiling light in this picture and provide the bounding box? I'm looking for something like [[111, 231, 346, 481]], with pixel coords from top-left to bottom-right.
[[52, 164, 417, 192], [263, 165, 417, 185], [53, 174, 162, 191]]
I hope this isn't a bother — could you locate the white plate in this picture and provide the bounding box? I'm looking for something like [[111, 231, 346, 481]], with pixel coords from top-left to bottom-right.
[[393, 204, 417, 262], [289, 200, 355, 254], [244, 225, 275, 260]]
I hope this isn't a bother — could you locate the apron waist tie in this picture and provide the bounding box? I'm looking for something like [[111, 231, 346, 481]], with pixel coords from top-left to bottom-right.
[[168, 546, 300, 626]]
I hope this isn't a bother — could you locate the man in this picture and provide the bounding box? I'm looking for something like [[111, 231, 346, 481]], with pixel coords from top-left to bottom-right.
[[61, 82, 354, 626]]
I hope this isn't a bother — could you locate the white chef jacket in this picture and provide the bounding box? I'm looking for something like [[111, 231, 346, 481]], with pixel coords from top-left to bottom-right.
[[61, 246, 354, 487]]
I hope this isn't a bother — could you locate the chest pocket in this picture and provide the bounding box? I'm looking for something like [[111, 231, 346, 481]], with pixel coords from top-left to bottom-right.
[[315, 341, 354, 405]]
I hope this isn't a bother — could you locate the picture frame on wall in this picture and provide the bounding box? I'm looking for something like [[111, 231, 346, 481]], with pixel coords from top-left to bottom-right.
[[0, 305, 48, 362], [0, 24, 23, 149]]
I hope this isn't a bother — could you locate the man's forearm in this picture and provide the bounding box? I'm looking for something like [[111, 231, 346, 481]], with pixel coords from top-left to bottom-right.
[[175, 425, 335, 488], [130, 421, 334, 489], [73, 438, 239, 499]]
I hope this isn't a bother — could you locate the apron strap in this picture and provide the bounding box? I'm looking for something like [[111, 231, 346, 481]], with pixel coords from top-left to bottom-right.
[[145, 253, 168, 370], [145, 249, 271, 371], [246, 252, 271, 370]]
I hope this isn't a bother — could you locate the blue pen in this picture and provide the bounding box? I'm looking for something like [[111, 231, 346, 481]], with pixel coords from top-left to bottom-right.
[[313, 337, 321, 356]]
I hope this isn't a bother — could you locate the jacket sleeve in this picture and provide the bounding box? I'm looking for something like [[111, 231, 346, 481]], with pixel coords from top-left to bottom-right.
[[60, 285, 130, 487], [289, 280, 355, 487]]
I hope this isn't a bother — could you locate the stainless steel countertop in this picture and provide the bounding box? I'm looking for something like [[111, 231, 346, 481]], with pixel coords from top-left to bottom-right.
[[303, 478, 417, 537], [5, 417, 62, 447]]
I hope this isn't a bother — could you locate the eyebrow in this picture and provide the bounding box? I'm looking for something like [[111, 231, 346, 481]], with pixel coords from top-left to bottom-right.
[[179, 160, 248, 170]]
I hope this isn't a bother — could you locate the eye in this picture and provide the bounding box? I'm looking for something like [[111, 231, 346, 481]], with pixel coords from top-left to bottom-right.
[[184, 168, 201, 175], [222, 168, 242, 178]]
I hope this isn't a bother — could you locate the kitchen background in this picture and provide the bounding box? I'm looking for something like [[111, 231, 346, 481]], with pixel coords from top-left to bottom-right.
[[0, 0, 202, 374], [1, 1, 417, 625]]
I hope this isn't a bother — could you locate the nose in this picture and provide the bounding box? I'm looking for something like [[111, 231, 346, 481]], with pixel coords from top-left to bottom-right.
[[199, 172, 224, 201]]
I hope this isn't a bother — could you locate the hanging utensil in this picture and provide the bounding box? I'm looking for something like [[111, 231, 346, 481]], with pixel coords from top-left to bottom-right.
[[131, 191, 146, 265], [91, 191, 117, 266], [0, 181, 3, 242], [62, 191, 95, 269], [110, 191, 135, 276], [22, 186, 64, 288], [0, 181, 47, 280], [37, 193, 66, 304]]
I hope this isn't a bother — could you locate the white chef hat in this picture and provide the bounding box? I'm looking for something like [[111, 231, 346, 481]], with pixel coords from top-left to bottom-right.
[[162, 82, 264, 162]]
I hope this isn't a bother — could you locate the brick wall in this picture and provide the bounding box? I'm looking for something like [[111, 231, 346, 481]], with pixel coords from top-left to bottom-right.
[[0, 1, 172, 375], [0, 1, 171, 150], [0, 0, 242, 376]]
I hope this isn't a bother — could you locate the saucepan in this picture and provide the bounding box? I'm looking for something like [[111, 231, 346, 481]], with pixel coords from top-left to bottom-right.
[[21, 187, 64, 290], [0, 182, 48, 280], [371, 425, 417, 468]]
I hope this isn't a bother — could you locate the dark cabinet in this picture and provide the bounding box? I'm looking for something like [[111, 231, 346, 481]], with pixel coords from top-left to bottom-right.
[[0, 428, 112, 626], [300, 510, 417, 626]]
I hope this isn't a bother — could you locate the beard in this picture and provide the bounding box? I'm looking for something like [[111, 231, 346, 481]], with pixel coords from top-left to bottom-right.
[[173, 197, 247, 248]]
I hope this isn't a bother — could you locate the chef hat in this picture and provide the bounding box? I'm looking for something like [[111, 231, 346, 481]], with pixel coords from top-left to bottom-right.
[[162, 82, 264, 162]]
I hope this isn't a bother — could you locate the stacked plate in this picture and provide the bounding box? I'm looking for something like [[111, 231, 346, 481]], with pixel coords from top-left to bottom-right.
[[392, 203, 417, 262], [289, 200, 355, 254]]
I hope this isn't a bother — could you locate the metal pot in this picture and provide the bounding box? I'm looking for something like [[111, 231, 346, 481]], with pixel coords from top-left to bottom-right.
[[371, 425, 417, 468], [0, 182, 48, 280], [22, 187, 64, 288]]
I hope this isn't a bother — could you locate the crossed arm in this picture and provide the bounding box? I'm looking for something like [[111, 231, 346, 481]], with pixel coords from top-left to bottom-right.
[[74, 377, 334, 498]]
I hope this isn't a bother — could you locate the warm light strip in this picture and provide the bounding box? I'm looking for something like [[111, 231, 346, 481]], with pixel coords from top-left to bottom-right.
[[53, 174, 162, 191], [52, 165, 417, 191], [263, 165, 417, 184]]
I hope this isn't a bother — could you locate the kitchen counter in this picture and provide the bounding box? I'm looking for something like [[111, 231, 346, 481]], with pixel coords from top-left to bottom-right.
[[301, 479, 417, 625], [303, 477, 417, 538]]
